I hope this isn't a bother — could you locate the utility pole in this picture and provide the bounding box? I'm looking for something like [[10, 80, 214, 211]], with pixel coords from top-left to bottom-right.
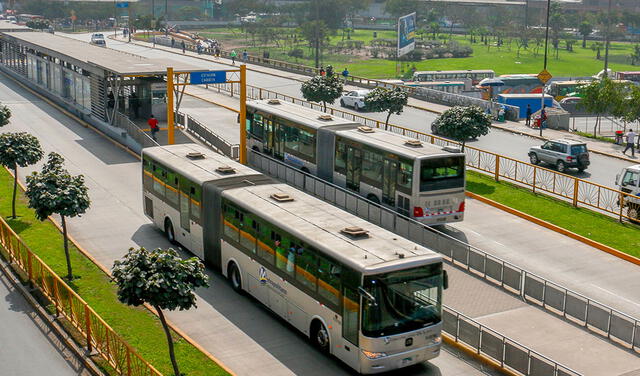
[[603, 0, 612, 78], [524, 0, 529, 44], [165, 0, 168, 36], [314, 0, 320, 69], [540, 0, 551, 137]]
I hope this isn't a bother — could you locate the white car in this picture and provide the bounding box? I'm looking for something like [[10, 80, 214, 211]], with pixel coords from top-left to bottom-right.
[[90, 33, 106, 47], [339, 90, 370, 111]]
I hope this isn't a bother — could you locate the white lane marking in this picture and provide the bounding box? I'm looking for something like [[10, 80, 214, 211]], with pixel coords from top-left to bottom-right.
[[590, 284, 640, 309]]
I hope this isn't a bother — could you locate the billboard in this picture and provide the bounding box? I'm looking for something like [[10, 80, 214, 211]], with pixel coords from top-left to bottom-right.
[[397, 12, 416, 58]]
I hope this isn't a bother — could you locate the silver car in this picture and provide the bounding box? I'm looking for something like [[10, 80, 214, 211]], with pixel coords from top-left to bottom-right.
[[339, 90, 370, 111], [528, 139, 590, 173]]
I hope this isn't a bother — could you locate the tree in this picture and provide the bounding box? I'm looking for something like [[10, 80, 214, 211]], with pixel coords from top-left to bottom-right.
[[0, 133, 44, 219], [300, 69, 343, 112], [591, 41, 604, 60], [578, 78, 621, 137], [549, 2, 566, 59], [177, 6, 201, 21], [25, 153, 90, 280], [578, 21, 593, 48], [431, 106, 491, 151], [384, 0, 419, 19], [428, 22, 440, 39], [0, 104, 11, 127], [112, 247, 209, 376], [364, 87, 409, 130], [299, 20, 330, 61]]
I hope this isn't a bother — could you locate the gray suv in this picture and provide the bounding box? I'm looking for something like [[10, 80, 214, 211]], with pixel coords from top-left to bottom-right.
[[528, 139, 590, 173]]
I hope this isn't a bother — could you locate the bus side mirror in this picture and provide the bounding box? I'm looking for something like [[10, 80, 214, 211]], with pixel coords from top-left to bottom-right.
[[443, 270, 449, 290], [358, 286, 377, 306]]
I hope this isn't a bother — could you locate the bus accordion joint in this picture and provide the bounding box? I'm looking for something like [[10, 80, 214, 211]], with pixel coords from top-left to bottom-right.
[[270, 192, 294, 202], [340, 226, 369, 238]]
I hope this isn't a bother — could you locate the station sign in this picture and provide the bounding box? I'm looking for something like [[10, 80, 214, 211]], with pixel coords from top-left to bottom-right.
[[116, 2, 129, 8], [190, 71, 227, 85]]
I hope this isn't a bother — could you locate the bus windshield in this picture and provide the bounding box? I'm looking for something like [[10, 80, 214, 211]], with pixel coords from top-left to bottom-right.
[[420, 156, 464, 191], [362, 264, 442, 337]]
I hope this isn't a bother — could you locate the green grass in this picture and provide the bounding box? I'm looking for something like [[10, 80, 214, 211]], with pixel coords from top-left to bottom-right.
[[467, 171, 640, 258], [0, 168, 228, 376], [195, 27, 640, 78], [574, 131, 615, 143]]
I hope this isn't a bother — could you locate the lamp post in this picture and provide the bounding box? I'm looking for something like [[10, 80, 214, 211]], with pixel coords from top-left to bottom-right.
[[314, 0, 320, 69], [540, 0, 551, 137], [603, 0, 612, 78]]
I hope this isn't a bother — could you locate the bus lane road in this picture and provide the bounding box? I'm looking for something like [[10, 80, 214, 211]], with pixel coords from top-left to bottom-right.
[[0, 72, 491, 376]]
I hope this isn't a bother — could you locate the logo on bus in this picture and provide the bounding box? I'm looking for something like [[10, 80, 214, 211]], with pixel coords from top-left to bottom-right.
[[259, 266, 267, 285]]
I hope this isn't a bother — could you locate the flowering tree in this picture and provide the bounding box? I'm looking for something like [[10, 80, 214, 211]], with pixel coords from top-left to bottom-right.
[[364, 87, 409, 130], [432, 106, 491, 151], [0, 132, 43, 218], [300, 66, 343, 112]]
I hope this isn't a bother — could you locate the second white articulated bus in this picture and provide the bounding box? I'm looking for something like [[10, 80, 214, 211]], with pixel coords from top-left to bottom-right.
[[142, 143, 448, 374], [246, 99, 466, 225]]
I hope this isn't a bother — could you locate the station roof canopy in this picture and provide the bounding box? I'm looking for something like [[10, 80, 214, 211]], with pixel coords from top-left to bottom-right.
[[1, 32, 203, 76]]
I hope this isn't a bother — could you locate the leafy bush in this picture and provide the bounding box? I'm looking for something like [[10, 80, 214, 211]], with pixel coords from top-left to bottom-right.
[[288, 48, 304, 59]]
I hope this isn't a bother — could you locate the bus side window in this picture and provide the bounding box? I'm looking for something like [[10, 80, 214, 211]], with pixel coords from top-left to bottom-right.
[[152, 163, 165, 198], [295, 245, 317, 291], [239, 213, 257, 253], [335, 140, 347, 174], [222, 202, 239, 243], [256, 222, 275, 265], [317, 254, 342, 307], [190, 186, 201, 224], [142, 157, 153, 191], [275, 235, 295, 277], [164, 170, 179, 209], [342, 287, 359, 346], [397, 160, 413, 193]]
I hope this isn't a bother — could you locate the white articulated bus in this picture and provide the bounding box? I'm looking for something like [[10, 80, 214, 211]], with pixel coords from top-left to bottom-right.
[[246, 99, 466, 225], [142, 144, 448, 374]]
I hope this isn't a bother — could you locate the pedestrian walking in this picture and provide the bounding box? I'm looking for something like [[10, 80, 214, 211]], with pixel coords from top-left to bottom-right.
[[525, 104, 532, 127], [540, 106, 547, 129], [171, 37, 175, 48], [129, 91, 139, 118], [181, 40, 186, 54], [230, 50, 237, 65], [242, 49, 248, 64], [215, 46, 221, 59], [148, 114, 160, 141], [341, 67, 349, 84], [197, 41, 202, 55], [623, 128, 637, 157], [319, 67, 325, 76]]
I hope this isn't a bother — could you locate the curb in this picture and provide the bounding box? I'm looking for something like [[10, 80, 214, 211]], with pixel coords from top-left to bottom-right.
[[466, 191, 640, 266], [0, 72, 237, 376]]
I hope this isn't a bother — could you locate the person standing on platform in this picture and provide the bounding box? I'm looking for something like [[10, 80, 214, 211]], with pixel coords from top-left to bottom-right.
[[148, 114, 159, 141], [230, 50, 238, 65], [525, 104, 532, 127], [181, 40, 186, 54]]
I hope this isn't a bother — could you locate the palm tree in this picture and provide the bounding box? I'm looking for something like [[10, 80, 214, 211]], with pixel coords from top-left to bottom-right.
[[579, 21, 593, 48]]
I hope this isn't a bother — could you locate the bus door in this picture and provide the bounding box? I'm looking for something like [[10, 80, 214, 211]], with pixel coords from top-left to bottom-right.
[[178, 181, 193, 250], [345, 146, 362, 191], [263, 118, 274, 155], [382, 159, 398, 205]]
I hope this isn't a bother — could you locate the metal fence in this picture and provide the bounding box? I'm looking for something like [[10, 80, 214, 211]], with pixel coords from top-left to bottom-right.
[[207, 82, 637, 223], [175, 111, 239, 160], [247, 149, 640, 357], [0, 215, 162, 376], [114, 112, 158, 149]]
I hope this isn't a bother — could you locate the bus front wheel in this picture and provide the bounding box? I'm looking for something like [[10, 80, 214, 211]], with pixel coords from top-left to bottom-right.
[[228, 262, 242, 293], [311, 320, 330, 353]]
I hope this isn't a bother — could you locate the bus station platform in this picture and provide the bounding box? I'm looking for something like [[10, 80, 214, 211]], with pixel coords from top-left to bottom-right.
[[0, 31, 202, 152]]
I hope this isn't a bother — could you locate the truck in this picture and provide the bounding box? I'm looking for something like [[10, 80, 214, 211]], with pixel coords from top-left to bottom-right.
[[497, 94, 554, 120], [616, 165, 640, 221]]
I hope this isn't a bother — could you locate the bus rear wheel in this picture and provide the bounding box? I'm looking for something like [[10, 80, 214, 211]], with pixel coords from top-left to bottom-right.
[[311, 321, 330, 353], [228, 262, 242, 293], [164, 218, 176, 244]]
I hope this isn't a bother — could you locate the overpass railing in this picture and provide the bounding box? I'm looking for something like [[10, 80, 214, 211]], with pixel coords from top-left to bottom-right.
[[0, 215, 162, 376], [176, 111, 239, 160], [206, 82, 636, 223], [247, 149, 640, 356]]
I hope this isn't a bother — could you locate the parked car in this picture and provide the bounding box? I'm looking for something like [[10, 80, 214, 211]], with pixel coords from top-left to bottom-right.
[[528, 139, 590, 173], [90, 33, 106, 47], [339, 90, 370, 111]]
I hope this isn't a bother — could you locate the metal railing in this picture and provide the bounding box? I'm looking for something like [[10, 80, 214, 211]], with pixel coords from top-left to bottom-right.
[[0, 215, 162, 376], [206, 82, 638, 223], [247, 149, 640, 356], [175, 111, 239, 160], [114, 112, 158, 149], [444, 306, 581, 376]]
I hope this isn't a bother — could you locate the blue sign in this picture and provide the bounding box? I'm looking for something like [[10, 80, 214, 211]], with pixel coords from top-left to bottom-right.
[[190, 71, 227, 84], [397, 12, 416, 58], [116, 2, 129, 7]]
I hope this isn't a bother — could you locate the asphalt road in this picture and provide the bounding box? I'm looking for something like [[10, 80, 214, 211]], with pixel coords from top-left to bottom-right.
[[0, 66, 492, 376], [70, 33, 631, 188], [0, 269, 90, 376]]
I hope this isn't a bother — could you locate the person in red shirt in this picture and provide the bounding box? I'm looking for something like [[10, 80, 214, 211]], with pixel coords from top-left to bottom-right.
[[148, 114, 159, 141]]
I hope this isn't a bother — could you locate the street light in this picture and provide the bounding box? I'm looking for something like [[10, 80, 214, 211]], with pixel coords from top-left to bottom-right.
[[603, 0, 612, 77]]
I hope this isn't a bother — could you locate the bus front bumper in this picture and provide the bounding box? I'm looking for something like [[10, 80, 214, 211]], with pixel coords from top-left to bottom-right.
[[359, 342, 441, 374]]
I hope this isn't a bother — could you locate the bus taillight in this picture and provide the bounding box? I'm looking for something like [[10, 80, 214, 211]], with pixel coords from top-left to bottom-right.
[[413, 206, 424, 217], [457, 202, 465, 212]]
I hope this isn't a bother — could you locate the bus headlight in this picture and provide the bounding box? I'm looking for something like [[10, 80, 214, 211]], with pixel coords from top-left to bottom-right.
[[430, 335, 442, 345], [362, 350, 388, 359]]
